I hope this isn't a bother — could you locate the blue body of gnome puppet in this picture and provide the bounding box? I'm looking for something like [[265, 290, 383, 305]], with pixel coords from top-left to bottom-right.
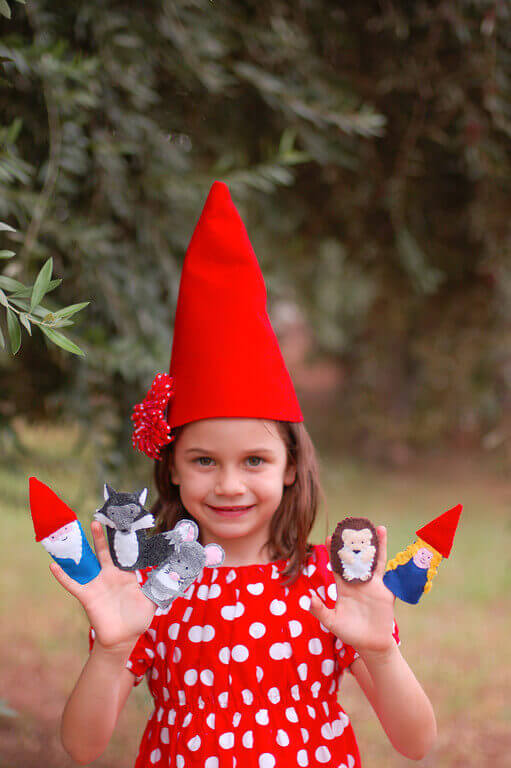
[[29, 476, 101, 585]]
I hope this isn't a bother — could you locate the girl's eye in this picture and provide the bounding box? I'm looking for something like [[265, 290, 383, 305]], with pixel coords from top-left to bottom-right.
[[196, 457, 213, 466], [247, 456, 264, 467]]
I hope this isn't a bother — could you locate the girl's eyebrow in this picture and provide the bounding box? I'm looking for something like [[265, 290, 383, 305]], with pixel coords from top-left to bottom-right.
[[184, 447, 276, 455]]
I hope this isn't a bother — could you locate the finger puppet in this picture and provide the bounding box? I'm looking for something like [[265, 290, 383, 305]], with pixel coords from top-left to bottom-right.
[[383, 504, 462, 604], [330, 517, 379, 583], [29, 476, 101, 585], [93, 483, 171, 570], [142, 519, 225, 610]]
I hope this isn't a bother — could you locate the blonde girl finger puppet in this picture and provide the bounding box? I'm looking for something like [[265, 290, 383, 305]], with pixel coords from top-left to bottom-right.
[[29, 476, 101, 585], [383, 504, 462, 604]]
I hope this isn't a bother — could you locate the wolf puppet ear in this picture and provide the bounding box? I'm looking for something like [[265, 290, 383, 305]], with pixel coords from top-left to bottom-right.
[[138, 488, 148, 506], [103, 483, 115, 501]]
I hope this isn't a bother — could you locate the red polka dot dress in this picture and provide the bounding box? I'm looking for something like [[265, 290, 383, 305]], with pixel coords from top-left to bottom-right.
[[90, 543, 400, 767]]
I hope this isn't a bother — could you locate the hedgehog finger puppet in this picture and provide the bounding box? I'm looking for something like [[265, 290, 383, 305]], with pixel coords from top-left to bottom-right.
[[330, 517, 379, 583], [383, 504, 462, 604], [29, 476, 101, 585]]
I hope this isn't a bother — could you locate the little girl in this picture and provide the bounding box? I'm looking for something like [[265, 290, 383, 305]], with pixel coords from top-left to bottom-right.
[[51, 182, 436, 767]]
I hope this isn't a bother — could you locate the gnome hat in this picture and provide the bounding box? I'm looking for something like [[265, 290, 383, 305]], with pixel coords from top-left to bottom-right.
[[29, 476, 77, 542], [132, 181, 303, 458], [416, 503, 462, 559]]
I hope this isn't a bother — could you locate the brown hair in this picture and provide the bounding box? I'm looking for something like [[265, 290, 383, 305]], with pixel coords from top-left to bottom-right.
[[151, 420, 326, 587]]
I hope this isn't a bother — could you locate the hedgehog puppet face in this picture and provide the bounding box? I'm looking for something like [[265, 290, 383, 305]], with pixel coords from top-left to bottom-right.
[[330, 517, 379, 584]]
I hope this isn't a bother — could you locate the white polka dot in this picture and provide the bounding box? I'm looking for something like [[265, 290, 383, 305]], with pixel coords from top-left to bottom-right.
[[306, 705, 316, 719], [249, 622, 266, 639], [322, 701, 330, 718], [348, 754, 355, 768], [147, 628, 156, 641], [289, 620, 302, 638], [332, 715, 348, 736], [156, 642, 166, 659], [259, 754, 276, 767], [162, 687, 169, 701], [297, 662, 308, 681], [291, 684, 300, 701], [243, 730, 254, 748], [267, 687, 280, 703], [255, 709, 269, 725], [150, 749, 161, 764], [198, 696, 205, 709], [178, 690, 186, 705], [183, 713, 192, 727], [218, 692, 229, 708], [183, 606, 193, 622], [207, 713, 215, 728], [299, 595, 311, 611], [168, 623, 180, 640], [271, 564, 280, 579], [276, 729, 289, 746], [297, 749, 309, 766], [256, 666, 264, 682], [168, 709, 176, 725], [317, 586, 326, 601], [200, 669, 214, 686], [176, 755, 184, 768], [308, 637, 323, 655], [285, 706, 298, 722], [321, 659, 335, 676], [219, 732, 234, 749], [247, 582, 264, 595], [242, 689, 254, 705], [146, 648, 155, 659], [226, 568, 237, 583], [221, 602, 245, 620], [156, 707, 163, 722], [232, 645, 249, 662], [187, 735, 201, 751], [269, 599, 286, 616], [321, 722, 334, 740], [301, 727, 309, 743], [184, 669, 198, 685], [205, 758, 219, 768], [305, 563, 316, 577], [233, 711, 242, 727], [160, 727, 169, 744], [151, 667, 159, 680], [219, 646, 230, 664], [315, 746, 331, 762], [326, 561, 332, 571], [328, 678, 337, 695], [172, 647, 182, 663], [327, 583, 337, 601], [269, 642, 292, 660], [311, 681, 321, 698], [188, 625, 215, 642]]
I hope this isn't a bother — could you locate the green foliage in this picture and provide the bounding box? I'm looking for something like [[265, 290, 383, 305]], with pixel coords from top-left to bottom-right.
[[0, 0, 509, 471]]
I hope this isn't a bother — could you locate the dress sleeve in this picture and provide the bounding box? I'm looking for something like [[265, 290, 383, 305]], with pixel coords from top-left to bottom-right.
[[310, 544, 401, 674], [87, 569, 156, 687]]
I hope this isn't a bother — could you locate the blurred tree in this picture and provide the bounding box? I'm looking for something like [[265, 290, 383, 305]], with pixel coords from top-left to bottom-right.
[[0, 0, 509, 476]]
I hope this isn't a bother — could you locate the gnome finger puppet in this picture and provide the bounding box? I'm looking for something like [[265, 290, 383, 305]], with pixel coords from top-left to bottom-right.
[[383, 504, 462, 604], [330, 517, 379, 583], [142, 520, 225, 610], [94, 484, 170, 570], [29, 476, 101, 585]]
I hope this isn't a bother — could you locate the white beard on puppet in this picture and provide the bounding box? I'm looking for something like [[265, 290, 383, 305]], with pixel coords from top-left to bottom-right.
[[42, 520, 83, 564]]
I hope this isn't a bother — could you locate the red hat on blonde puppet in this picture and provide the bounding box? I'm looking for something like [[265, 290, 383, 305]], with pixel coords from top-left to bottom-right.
[[132, 181, 303, 459], [415, 503, 462, 559], [29, 476, 77, 541]]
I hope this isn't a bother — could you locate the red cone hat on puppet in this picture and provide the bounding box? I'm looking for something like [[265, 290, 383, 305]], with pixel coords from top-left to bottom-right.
[[132, 181, 303, 458], [29, 476, 77, 542], [415, 503, 462, 559]]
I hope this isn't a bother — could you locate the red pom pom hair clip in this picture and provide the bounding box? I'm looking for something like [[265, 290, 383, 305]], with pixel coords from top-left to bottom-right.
[[131, 373, 175, 460]]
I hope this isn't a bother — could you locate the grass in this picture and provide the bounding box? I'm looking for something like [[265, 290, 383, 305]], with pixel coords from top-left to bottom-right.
[[1, 421, 510, 767]]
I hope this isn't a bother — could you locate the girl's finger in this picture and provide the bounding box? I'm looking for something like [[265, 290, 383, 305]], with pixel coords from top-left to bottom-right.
[[91, 520, 113, 567], [49, 561, 83, 600], [375, 525, 388, 577], [308, 592, 336, 635]]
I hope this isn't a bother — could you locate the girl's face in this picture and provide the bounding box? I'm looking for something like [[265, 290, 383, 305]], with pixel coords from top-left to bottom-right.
[[169, 418, 296, 556]]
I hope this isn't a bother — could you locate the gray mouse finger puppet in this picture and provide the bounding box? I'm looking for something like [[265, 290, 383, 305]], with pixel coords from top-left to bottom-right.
[[94, 484, 170, 570], [330, 517, 379, 584], [142, 519, 225, 610]]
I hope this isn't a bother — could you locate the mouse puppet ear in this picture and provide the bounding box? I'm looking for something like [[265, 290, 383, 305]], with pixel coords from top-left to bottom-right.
[[203, 543, 225, 568]]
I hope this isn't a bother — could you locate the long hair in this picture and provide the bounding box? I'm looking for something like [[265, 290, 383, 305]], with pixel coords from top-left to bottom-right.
[[385, 538, 442, 594], [151, 421, 325, 587]]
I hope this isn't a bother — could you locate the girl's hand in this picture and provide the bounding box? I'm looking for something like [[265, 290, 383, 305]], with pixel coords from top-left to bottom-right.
[[49, 521, 156, 653], [309, 526, 395, 658]]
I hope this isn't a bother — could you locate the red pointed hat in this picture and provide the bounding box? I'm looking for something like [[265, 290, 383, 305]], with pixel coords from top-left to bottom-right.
[[132, 181, 303, 457], [29, 476, 77, 541], [415, 503, 462, 559]]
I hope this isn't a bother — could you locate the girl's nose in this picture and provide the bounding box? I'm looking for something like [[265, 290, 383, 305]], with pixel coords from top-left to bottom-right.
[[215, 468, 245, 497]]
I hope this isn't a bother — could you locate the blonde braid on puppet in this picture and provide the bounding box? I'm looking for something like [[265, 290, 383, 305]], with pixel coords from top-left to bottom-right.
[[383, 504, 462, 604]]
